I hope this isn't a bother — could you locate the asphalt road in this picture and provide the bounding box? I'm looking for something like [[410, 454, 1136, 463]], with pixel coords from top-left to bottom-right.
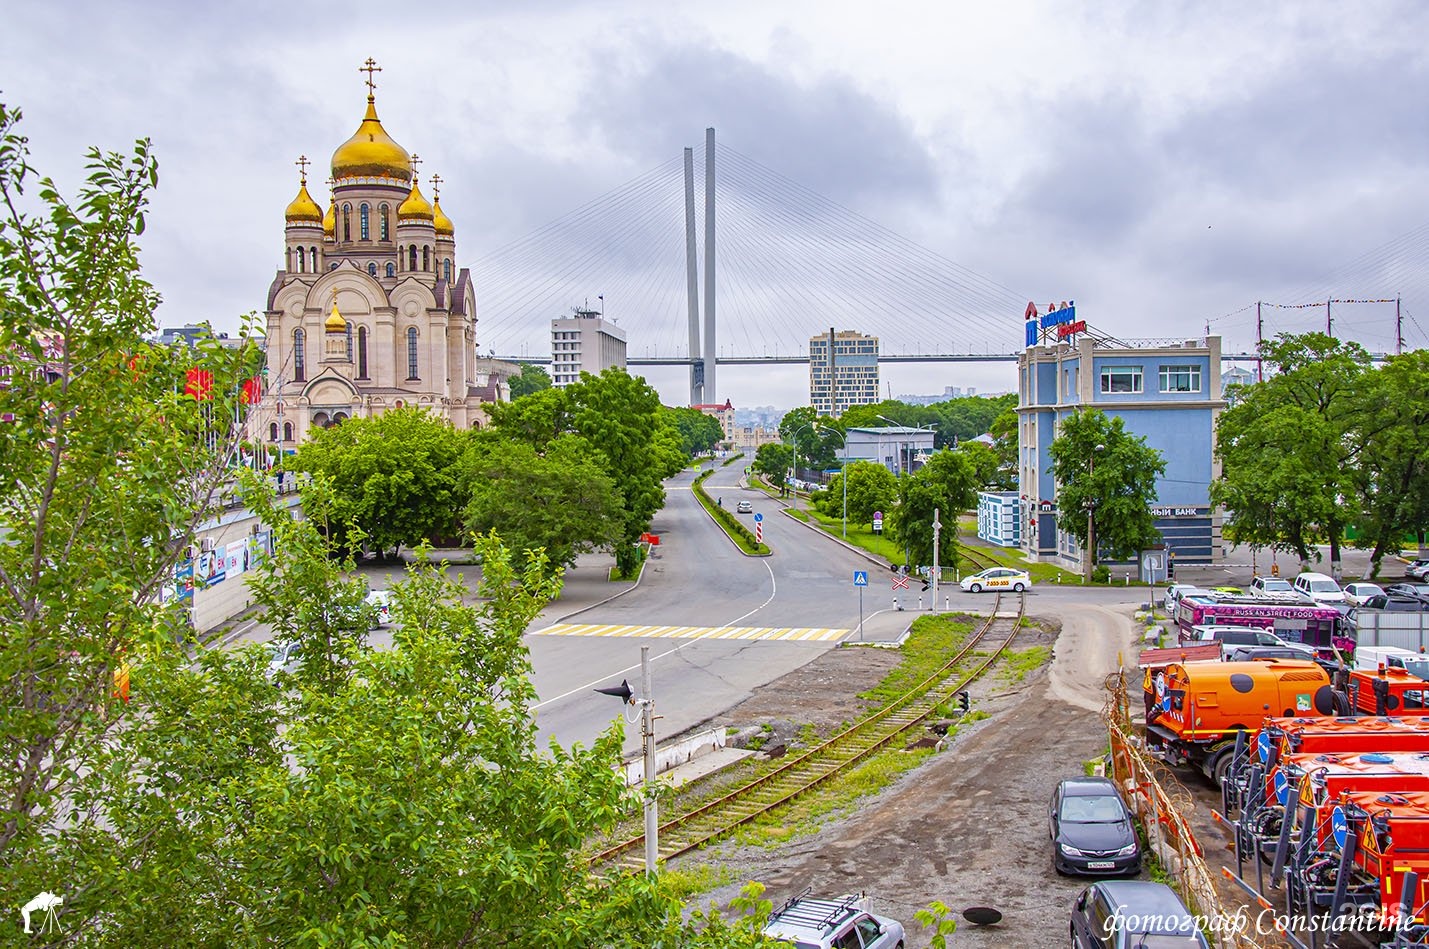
[[527, 464, 904, 755]]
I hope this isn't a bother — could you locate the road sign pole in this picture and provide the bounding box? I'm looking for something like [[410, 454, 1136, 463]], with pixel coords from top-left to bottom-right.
[[859, 587, 864, 641]]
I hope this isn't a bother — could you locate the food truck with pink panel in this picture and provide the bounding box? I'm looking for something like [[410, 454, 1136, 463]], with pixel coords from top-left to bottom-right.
[[1175, 595, 1350, 658]]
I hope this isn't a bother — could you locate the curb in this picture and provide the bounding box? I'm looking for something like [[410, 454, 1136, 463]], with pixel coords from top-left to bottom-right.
[[538, 557, 648, 627]]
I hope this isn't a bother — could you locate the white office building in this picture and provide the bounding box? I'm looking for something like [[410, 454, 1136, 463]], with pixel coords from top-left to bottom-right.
[[550, 307, 627, 387]]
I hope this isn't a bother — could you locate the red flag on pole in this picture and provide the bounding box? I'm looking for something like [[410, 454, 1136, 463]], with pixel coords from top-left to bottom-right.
[[240, 376, 262, 404], [184, 368, 213, 400]]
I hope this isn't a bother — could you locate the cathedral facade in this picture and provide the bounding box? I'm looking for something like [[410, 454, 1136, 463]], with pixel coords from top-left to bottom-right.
[[254, 62, 508, 450]]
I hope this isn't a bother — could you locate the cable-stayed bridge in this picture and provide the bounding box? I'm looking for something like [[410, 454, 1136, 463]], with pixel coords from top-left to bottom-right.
[[471, 129, 1429, 400]]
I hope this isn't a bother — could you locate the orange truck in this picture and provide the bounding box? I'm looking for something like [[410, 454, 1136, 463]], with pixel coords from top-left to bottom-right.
[[1144, 659, 1335, 787]]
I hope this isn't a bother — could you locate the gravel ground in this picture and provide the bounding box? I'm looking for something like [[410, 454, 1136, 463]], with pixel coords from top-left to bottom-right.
[[675, 601, 1142, 948]]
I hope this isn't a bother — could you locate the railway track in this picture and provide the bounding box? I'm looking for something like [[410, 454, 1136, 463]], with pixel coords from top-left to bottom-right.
[[590, 592, 1028, 871]]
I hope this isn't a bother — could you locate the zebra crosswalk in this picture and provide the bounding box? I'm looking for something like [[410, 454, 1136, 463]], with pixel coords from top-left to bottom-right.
[[531, 622, 848, 643]]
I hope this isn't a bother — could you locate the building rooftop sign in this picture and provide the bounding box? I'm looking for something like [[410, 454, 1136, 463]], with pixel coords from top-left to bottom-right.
[[1024, 300, 1084, 347]]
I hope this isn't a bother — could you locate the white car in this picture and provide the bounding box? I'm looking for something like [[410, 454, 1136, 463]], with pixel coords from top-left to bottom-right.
[[960, 567, 1031, 593], [1293, 571, 1346, 605], [366, 590, 393, 628], [1343, 582, 1387, 606], [763, 893, 905, 949], [1164, 584, 1214, 613], [1407, 559, 1429, 580], [1248, 576, 1306, 602]]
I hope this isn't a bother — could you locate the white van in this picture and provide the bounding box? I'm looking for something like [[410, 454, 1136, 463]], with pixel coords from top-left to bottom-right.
[[1293, 572, 1346, 605], [1355, 645, 1429, 680]]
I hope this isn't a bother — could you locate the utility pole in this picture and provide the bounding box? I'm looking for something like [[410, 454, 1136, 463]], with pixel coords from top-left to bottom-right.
[[1398, 296, 1404, 355], [640, 645, 657, 875], [931, 508, 941, 611], [1256, 301, 1263, 383]]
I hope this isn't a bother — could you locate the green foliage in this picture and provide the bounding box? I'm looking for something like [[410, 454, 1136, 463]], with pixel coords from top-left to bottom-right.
[[508, 361, 552, 399], [891, 449, 978, 571], [753, 441, 794, 489], [1048, 408, 1166, 573], [485, 384, 569, 448], [915, 900, 960, 948], [954, 439, 1002, 489], [663, 404, 724, 455], [1092, 564, 1111, 584], [1348, 351, 1429, 575], [988, 405, 1019, 487], [461, 433, 624, 574], [826, 460, 897, 527], [285, 405, 468, 555], [693, 470, 770, 555], [778, 406, 843, 471]]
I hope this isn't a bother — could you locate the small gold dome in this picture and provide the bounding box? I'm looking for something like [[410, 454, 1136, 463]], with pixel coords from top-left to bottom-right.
[[398, 181, 435, 222], [325, 295, 346, 332], [322, 197, 335, 236], [285, 181, 322, 224], [331, 96, 412, 182], [433, 197, 454, 236]]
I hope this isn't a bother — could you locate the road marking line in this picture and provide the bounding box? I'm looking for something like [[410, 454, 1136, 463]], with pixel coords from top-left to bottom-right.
[[534, 623, 848, 642]]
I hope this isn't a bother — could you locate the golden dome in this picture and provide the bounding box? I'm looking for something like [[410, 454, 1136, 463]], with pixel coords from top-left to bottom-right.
[[322, 197, 335, 236], [331, 96, 412, 183], [398, 181, 435, 222], [433, 197, 454, 236], [285, 181, 322, 224], [324, 294, 346, 332]]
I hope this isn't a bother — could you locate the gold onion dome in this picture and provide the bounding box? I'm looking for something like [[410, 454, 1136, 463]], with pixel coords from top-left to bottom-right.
[[330, 96, 412, 182], [433, 197, 454, 236], [399, 181, 435, 222], [285, 180, 322, 224], [325, 296, 346, 332], [322, 197, 335, 236]]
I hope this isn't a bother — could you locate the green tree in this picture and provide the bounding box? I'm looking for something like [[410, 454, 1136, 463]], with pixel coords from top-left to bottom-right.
[[828, 460, 898, 528], [753, 442, 794, 493], [462, 433, 625, 574], [486, 384, 570, 449], [1348, 352, 1429, 575], [566, 368, 681, 576], [1210, 333, 1369, 573], [285, 404, 467, 557], [0, 101, 255, 905], [662, 404, 724, 456], [1049, 408, 1166, 581], [955, 440, 1001, 489], [988, 405, 1019, 488], [891, 450, 978, 572], [509, 361, 552, 399]]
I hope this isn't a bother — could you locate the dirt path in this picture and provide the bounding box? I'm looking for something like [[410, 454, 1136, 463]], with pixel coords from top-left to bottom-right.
[[687, 602, 1140, 947]]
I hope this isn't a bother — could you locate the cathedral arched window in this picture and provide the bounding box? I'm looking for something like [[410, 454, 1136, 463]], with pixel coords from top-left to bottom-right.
[[407, 327, 419, 380], [409, 245, 417, 271], [358, 326, 369, 379], [443, 258, 451, 282], [293, 328, 306, 382], [269, 422, 279, 441], [423, 245, 430, 271], [360, 203, 370, 241], [385, 262, 395, 278], [283, 421, 293, 441], [368, 262, 377, 276], [295, 248, 305, 273], [345, 323, 354, 361], [309, 247, 318, 271], [380, 204, 390, 241], [342, 203, 352, 242]]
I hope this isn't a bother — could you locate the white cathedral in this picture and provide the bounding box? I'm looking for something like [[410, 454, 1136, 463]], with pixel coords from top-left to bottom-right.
[[253, 60, 512, 450]]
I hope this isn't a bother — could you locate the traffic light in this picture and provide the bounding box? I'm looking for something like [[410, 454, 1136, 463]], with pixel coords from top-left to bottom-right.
[[956, 691, 970, 714]]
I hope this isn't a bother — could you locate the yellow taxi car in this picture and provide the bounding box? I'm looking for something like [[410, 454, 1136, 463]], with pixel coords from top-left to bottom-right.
[[959, 567, 1031, 593]]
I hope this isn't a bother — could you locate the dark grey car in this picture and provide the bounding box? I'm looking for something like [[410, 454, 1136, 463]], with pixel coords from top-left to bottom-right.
[[1049, 777, 1141, 876], [1070, 880, 1209, 947]]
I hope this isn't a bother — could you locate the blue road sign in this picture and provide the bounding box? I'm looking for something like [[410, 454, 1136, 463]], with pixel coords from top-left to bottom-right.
[[1331, 806, 1348, 849], [853, 571, 869, 586], [753, 512, 763, 523]]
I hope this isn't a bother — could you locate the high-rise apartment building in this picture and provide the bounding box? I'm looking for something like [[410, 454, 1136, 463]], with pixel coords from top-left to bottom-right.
[[808, 329, 879, 416], [550, 307, 627, 387]]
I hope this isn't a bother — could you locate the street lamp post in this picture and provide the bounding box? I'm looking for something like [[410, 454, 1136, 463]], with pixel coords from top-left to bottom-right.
[[818, 423, 850, 539], [785, 421, 819, 493], [1085, 443, 1106, 583]]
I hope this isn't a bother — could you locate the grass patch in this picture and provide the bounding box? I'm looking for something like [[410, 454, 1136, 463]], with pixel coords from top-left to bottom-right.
[[660, 863, 740, 900], [692, 470, 770, 556], [720, 453, 744, 468], [997, 645, 1052, 683], [858, 612, 978, 705]]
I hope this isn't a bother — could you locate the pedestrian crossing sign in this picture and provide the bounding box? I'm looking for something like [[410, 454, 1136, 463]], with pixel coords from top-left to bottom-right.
[[853, 571, 868, 586]]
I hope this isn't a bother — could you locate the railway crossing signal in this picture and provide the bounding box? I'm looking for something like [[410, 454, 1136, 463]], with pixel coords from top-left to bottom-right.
[[892, 574, 909, 591]]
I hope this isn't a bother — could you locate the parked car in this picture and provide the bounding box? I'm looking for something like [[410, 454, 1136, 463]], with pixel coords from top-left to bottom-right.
[[1359, 593, 1429, 611], [1293, 571, 1346, 605], [1225, 645, 1313, 663], [1163, 583, 1214, 612], [1249, 575, 1308, 602], [266, 640, 301, 677], [366, 590, 393, 628], [1407, 558, 1429, 580], [1050, 777, 1141, 876], [960, 567, 1031, 593], [762, 892, 905, 949], [1070, 880, 1210, 948], [1182, 624, 1315, 660], [1387, 582, 1429, 601], [1210, 585, 1243, 596], [1342, 582, 1386, 606], [736, 500, 753, 514]]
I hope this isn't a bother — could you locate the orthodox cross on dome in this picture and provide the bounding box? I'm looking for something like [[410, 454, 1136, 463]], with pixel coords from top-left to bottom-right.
[[408, 153, 422, 177], [360, 58, 381, 96], [295, 154, 310, 185], [430, 173, 443, 198]]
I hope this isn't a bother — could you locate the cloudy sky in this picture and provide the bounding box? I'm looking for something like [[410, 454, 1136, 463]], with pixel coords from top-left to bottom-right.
[[5, 1, 1428, 410]]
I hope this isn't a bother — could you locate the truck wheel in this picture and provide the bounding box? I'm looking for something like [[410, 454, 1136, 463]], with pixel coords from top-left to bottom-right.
[[1211, 753, 1233, 789]]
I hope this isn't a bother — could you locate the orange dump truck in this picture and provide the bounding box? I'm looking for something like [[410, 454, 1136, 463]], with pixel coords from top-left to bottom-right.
[[1144, 659, 1334, 786]]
